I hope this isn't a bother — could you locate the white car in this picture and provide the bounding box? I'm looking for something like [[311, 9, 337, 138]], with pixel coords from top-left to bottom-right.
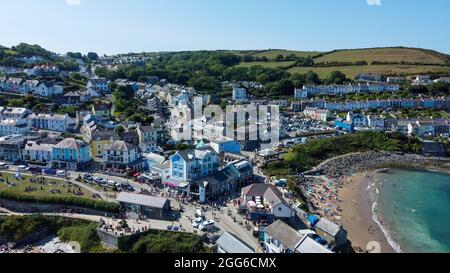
[[192, 217, 204, 229], [17, 165, 29, 171], [56, 170, 66, 177], [199, 220, 215, 231], [93, 177, 106, 185], [0, 162, 9, 170]]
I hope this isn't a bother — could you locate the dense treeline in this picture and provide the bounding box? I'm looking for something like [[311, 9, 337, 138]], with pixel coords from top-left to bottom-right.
[[0, 191, 119, 212], [408, 81, 450, 96], [112, 84, 154, 124], [96, 51, 353, 98]]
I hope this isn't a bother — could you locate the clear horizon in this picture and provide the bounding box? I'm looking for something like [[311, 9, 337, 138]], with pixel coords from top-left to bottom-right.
[[0, 0, 449, 55]]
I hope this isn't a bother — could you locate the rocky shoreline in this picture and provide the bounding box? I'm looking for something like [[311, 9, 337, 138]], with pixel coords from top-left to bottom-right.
[[317, 151, 449, 182]]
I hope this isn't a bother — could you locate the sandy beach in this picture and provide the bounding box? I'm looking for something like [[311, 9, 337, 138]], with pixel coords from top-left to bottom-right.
[[339, 172, 395, 253]]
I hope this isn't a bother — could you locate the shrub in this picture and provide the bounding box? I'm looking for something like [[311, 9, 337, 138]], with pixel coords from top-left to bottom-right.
[[0, 192, 119, 213]]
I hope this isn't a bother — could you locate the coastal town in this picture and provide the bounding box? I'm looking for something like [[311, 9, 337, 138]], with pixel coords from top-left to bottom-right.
[[1, 41, 449, 255], [0, 20, 449, 273]]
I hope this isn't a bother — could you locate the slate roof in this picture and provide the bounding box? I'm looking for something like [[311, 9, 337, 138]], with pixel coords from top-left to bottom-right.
[[264, 220, 303, 252], [216, 232, 255, 253], [242, 183, 288, 207], [117, 192, 169, 209], [315, 218, 342, 237], [104, 140, 137, 151]]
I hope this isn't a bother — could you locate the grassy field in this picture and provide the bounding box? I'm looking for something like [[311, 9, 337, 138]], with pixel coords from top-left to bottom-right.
[[250, 49, 323, 59], [288, 64, 450, 79], [315, 47, 449, 65], [0, 172, 99, 200], [236, 61, 296, 69]]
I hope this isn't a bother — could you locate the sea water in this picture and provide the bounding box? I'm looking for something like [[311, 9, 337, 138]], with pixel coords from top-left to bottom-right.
[[371, 169, 450, 253]]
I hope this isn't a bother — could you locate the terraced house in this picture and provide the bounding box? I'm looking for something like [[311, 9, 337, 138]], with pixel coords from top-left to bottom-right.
[[51, 138, 91, 170], [102, 140, 144, 171], [27, 113, 77, 133]]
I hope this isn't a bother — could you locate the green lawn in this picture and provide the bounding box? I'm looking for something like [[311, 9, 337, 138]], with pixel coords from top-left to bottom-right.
[[0, 172, 99, 200], [315, 47, 449, 65], [288, 64, 450, 79]]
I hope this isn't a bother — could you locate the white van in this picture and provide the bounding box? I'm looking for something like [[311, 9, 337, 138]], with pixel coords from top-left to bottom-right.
[[199, 220, 215, 231]]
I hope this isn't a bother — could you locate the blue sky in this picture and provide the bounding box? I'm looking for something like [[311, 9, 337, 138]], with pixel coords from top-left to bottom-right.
[[0, 0, 449, 55]]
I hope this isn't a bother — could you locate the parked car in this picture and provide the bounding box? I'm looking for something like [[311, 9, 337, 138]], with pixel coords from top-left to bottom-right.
[[83, 174, 93, 181], [192, 217, 204, 229], [0, 162, 9, 170], [199, 220, 215, 231], [17, 165, 29, 172], [106, 180, 117, 189], [93, 177, 106, 185], [56, 170, 66, 177]]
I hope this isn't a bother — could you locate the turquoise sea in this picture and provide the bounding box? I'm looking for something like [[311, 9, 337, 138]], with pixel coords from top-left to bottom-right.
[[370, 169, 450, 253]]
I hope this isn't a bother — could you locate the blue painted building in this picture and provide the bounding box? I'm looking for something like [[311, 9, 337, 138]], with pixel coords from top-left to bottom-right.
[[52, 138, 91, 170], [335, 118, 354, 132], [210, 138, 241, 154]]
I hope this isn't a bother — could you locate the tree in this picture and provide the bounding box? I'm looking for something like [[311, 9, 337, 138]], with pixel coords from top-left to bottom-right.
[[269, 79, 295, 97], [275, 54, 285, 62], [305, 71, 321, 85], [428, 82, 450, 94], [87, 52, 99, 61], [408, 85, 429, 94], [325, 70, 348, 85]]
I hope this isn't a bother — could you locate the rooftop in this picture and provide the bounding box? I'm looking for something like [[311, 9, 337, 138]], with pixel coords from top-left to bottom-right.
[[117, 192, 169, 208], [104, 140, 137, 152], [216, 232, 255, 253], [264, 220, 303, 251]]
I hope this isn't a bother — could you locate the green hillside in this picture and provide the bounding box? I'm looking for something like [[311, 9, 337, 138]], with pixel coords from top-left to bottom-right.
[[315, 47, 450, 65], [288, 64, 450, 79], [233, 47, 450, 80]]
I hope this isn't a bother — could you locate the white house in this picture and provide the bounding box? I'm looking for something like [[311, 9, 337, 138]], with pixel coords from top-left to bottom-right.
[[0, 107, 30, 120], [102, 140, 143, 171], [263, 220, 332, 254], [87, 78, 109, 93], [241, 183, 294, 220], [27, 113, 77, 133], [23, 141, 54, 167], [367, 115, 385, 131], [0, 119, 30, 136], [36, 82, 63, 97]]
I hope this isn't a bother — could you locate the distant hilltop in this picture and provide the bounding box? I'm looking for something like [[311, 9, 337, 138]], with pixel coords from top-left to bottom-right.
[[1, 43, 450, 80]]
